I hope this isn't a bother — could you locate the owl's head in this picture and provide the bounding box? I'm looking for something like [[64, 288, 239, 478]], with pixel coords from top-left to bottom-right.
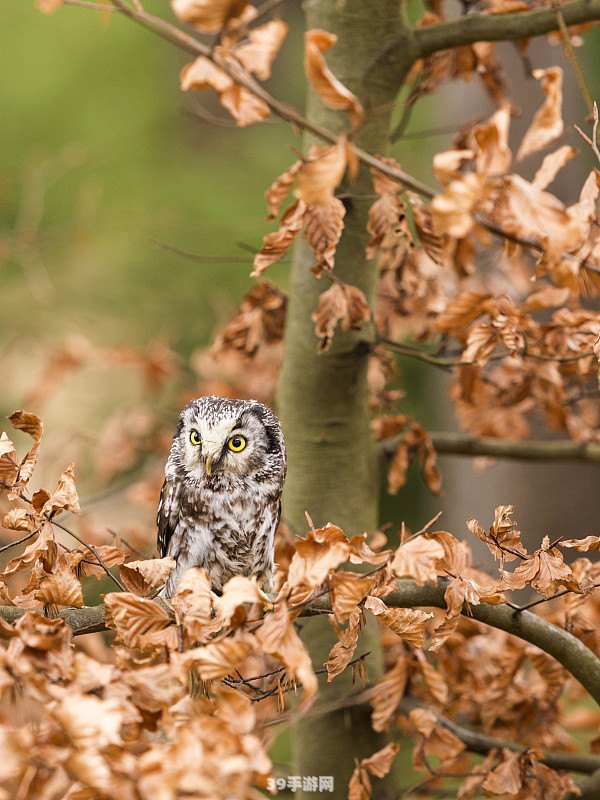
[[173, 395, 286, 482]]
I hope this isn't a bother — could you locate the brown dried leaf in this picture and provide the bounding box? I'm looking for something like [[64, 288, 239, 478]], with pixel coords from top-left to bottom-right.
[[287, 523, 351, 591], [234, 20, 288, 80], [0, 432, 19, 486], [2, 508, 38, 532], [175, 630, 255, 681], [364, 596, 433, 647], [265, 160, 302, 220], [329, 571, 375, 623], [78, 545, 127, 579], [214, 575, 270, 625], [2, 523, 56, 578], [416, 650, 449, 704], [391, 536, 445, 586], [39, 463, 81, 518], [371, 655, 408, 732], [295, 140, 347, 205], [471, 103, 511, 177], [302, 197, 346, 276], [348, 742, 400, 800], [8, 410, 43, 497], [252, 199, 306, 277], [501, 536, 582, 598], [304, 29, 364, 128], [219, 82, 271, 126], [212, 280, 287, 357], [532, 144, 576, 190], [120, 557, 176, 596], [410, 707, 466, 768], [256, 601, 317, 700], [171, 0, 249, 33], [325, 608, 360, 682], [433, 149, 474, 186], [561, 536, 600, 551], [52, 694, 127, 751], [431, 173, 488, 238], [104, 592, 171, 647], [523, 284, 571, 311], [37, 0, 64, 11], [482, 748, 523, 794], [169, 567, 216, 644], [16, 610, 71, 650], [34, 556, 84, 608], [517, 67, 563, 161], [467, 505, 526, 562], [436, 291, 491, 335], [312, 281, 370, 352], [500, 174, 586, 255], [180, 54, 269, 126]]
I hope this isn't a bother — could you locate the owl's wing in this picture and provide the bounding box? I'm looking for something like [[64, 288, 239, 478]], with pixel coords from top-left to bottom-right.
[[157, 477, 180, 557]]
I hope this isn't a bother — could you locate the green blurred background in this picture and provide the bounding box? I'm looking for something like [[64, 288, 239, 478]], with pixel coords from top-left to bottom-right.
[[0, 1, 302, 354]]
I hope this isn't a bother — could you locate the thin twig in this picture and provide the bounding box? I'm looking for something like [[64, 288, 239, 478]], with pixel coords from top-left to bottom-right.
[[50, 519, 127, 592], [512, 582, 600, 614], [0, 530, 39, 555], [380, 336, 598, 370], [552, 0, 594, 115], [575, 102, 600, 164], [64, 0, 119, 10]]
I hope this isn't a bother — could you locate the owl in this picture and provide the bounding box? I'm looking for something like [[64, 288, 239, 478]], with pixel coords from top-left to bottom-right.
[[157, 396, 286, 597]]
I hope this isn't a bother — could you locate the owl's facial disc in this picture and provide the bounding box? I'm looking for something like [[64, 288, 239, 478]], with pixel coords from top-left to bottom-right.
[[182, 411, 263, 479]]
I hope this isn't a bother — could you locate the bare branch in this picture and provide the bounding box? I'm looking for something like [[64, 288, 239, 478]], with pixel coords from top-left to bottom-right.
[[431, 431, 600, 464], [399, 696, 600, 775], [414, 0, 600, 58], [381, 430, 600, 464]]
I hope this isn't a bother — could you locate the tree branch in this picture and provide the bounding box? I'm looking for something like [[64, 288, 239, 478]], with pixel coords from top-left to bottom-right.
[[380, 430, 600, 464], [414, 0, 600, 58], [399, 696, 600, 775], [426, 431, 600, 464], [568, 767, 600, 800], [3, 578, 600, 704]]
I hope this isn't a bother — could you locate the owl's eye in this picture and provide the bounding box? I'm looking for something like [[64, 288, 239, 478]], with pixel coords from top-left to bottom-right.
[[228, 435, 246, 452], [190, 430, 201, 446]]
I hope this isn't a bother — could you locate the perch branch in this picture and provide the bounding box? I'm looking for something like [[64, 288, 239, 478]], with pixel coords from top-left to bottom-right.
[[3, 579, 600, 704]]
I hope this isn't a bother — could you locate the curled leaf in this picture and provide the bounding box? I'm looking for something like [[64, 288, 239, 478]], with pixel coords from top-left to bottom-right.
[[312, 281, 371, 352], [304, 30, 364, 128], [171, 0, 249, 33], [517, 67, 563, 161]]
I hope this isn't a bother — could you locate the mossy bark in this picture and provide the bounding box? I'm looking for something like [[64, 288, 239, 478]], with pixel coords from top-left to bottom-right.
[[277, 2, 414, 797]]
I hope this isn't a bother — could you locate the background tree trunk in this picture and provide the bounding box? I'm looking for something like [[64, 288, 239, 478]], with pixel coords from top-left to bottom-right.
[[278, 1, 413, 796]]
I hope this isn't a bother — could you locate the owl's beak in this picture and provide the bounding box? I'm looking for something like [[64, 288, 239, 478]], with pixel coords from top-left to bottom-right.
[[205, 453, 213, 475]]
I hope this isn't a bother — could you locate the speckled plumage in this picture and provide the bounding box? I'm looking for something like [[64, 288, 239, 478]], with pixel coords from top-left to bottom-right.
[[157, 396, 286, 597]]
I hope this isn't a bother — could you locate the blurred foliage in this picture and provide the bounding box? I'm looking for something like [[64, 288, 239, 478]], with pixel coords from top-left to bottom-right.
[[0, 0, 304, 355]]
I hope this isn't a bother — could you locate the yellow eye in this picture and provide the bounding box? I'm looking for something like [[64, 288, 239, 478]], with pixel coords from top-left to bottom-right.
[[190, 430, 201, 446], [228, 435, 246, 452]]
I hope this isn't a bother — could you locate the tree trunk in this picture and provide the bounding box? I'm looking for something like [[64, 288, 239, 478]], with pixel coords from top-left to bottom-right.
[[278, 2, 413, 796]]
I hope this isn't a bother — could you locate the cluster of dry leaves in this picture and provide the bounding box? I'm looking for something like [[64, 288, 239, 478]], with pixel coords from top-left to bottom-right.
[[2, 410, 600, 798], [245, 78, 600, 477]]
